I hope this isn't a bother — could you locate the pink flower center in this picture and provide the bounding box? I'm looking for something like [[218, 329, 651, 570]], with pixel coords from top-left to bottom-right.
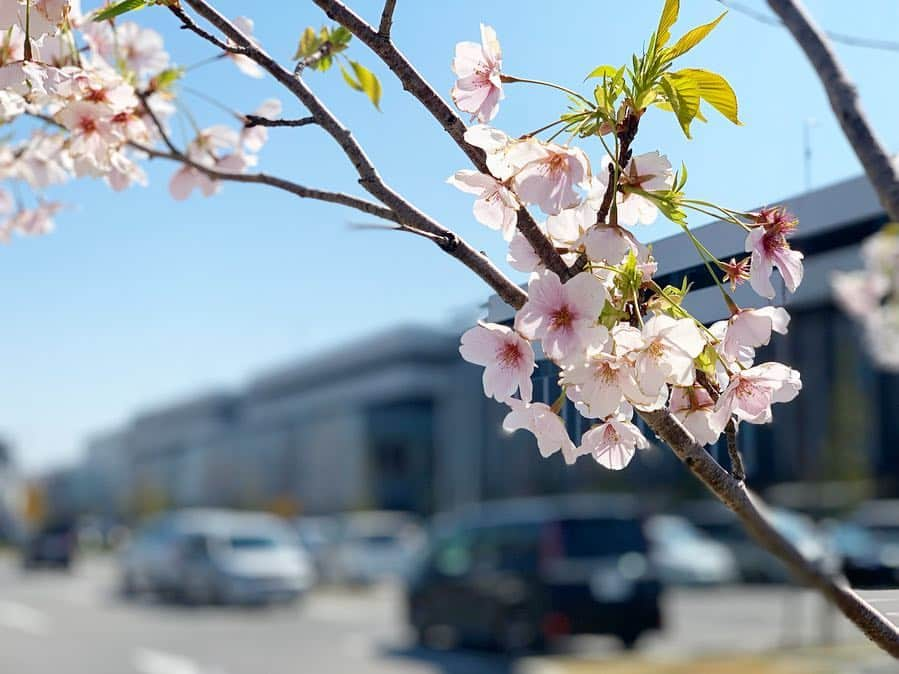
[[762, 230, 788, 256], [78, 116, 98, 134], [549, 304, 574, 331], [593, 361, 616, 384], [734, 377, 756, 400], [496, 340, 523, 370], [603, 425, 620, 443], [647, 339, 666, 361]]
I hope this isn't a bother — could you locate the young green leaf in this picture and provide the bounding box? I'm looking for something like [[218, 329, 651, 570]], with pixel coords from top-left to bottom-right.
[[659, 73, 699, 138], [585, 64, 617, 81], [93, 0, 147, 22], [666, 11, 726, 60], [295, 26, 321, 60], [340, 65, 363, 91], [656, 0, 680, 47], [674, 68, 741, 125], [331, 26, 352, 47], [350, 60, 381, 110]]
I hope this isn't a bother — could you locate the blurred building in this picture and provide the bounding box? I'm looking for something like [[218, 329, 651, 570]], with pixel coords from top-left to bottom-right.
[[0, 439, 23, 540], [51, 173, 899, 522], [489, 171, 899, 504]]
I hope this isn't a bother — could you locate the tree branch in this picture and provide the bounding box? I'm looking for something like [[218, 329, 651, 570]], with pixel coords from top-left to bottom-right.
[[171, 0, 527, 310], [378, 0, 397, 37], [310, 0, 571, 281], [767, 0, 899, 222], [167, 2, 251, 55], [640, 407, 899, 657], [244, 115, 317, 129]]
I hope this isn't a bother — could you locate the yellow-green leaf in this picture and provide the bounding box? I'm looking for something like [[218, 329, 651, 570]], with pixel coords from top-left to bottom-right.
[[340, 65, 362, 91], [295, 26, 319, 60], [666, 11, 726, 60], [350, 60, 381, 110], [93, 0, 147, 22], [585, 64, 617, 81], [660, 73, 700, 138], [674, 68, 740, 124], [656, 0, 680, 46]]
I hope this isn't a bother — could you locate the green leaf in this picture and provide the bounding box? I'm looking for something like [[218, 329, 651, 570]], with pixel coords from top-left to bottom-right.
[[666, 11, 726, 60], [340, 65, 362, 91], [659, 73, 700, 138], [295, 27, 317, 59], [331, 25, 352, 47], [350, 60, 381, 110], [674, 68, 741, 125], [585, 64, 617, 81], [93, 0, 147, 22], [656, 0, 680, 46], [152, 67, 184, 92]]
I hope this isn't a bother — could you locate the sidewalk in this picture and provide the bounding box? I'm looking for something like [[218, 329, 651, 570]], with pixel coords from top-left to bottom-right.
[[518, 643, 894, 674]]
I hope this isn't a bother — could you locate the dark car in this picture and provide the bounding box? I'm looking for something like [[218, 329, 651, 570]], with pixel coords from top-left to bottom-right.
[[406, 497, 662, 652], [22, 520, 77, 569], [825, 520, 899, 589]]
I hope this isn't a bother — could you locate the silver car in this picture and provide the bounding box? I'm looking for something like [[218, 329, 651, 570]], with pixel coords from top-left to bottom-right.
[[120, 509, 315, 605]]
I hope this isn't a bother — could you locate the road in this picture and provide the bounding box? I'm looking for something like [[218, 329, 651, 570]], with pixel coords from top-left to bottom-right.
[[0, 555, 897, 674]]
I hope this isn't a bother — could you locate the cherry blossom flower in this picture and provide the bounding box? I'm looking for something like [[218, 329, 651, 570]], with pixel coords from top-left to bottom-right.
[[716, 362, 802, 424], [711, 306, 790, 364], [578, 418, 649, 470], [447, 169, 519, 240], [515, 270, 608, 361], [451, 24, 503, 123], [56, 101, 120, 174], [561, 345, 663, 418], [669, 385, 728, 446], [115, 22, 169, 78], [617, 315, 705, 398], [590, 151, 673, 226], [746, 207, 804, 299], [583, 224, 640, 265], [241, 98, 282, 153], [832, 270, 889, 319], [226, 17, 264, 78], [502, 398, 577, 464], [169, 164, 218, 201], [459, 322, 535, 403], [463, 124, 516, 180], [507, 229, 542, 273], [509, 139, 590, 215], [545, 202, 595, 245]]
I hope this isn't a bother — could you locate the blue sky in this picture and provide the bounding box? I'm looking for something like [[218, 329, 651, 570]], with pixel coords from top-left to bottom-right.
[[4, 0, 899, 472]]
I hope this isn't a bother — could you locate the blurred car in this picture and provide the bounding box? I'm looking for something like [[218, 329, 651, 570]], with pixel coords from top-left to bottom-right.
[[120, 509, 315, 605], [645, 514, 738, 586], [851, 500, 899, 567], [406, 497, 662, 652], [294, 515, 342, 583], [824, 520, 899, 588], [21, 519, 77, 570], [333, 511, 424, 584], [681, 502, 839, 584]]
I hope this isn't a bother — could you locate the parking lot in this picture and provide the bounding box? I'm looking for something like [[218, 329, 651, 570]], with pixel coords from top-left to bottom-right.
[[1, 555, 896, 674]]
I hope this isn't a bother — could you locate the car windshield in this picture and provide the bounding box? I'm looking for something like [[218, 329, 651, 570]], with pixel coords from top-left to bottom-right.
[[229, 536, 279, 550], [559, 518, 647, 556]]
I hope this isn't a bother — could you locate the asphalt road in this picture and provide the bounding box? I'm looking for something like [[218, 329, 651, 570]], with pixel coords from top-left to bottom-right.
[[0, 555, 897, 674]]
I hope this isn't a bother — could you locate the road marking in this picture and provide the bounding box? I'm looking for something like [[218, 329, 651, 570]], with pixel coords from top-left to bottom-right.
[[0, 600, 50, 636], [133, 648, 226, 674]]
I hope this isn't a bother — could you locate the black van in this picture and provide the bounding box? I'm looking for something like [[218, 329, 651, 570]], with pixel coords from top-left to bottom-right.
[[406, 496, 662, 651]]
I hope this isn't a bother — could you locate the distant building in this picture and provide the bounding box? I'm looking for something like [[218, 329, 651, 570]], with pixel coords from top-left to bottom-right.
[[0, 439, 23, 540]]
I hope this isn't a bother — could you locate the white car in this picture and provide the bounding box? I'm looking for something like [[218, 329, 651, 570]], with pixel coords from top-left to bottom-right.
[[120, 509, 315, 605], [333, 511, 424, 584], [645, 514, 739, 586]]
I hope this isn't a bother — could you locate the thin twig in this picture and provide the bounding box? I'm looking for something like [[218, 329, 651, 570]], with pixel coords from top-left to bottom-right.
[[378, 0, 397, 37], [244, 115, 317, 129], [167, 3, 251, 56]]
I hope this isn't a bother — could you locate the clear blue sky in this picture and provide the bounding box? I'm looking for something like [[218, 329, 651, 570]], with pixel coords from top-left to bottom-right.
[[4, 0, 899, 472]]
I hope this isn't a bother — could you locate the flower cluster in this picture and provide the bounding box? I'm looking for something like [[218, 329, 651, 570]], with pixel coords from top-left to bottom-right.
[[832, 227, 899, 371], [0, 1, 275, 242], [454, 25, 803, 470]]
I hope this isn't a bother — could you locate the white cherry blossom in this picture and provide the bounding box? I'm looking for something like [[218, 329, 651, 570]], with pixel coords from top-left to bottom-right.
[[459, 322, 535, 403]]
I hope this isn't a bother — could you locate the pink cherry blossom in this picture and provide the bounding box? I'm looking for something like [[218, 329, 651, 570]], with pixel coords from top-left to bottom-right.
[[618, 315, 706, 397], [578, 418, 649, 470], [463, 124, 516, 180], [545, 202, 594, 245], [832, 270, 889, 319], [515, 270, 608, 362], [507, 229, 542, 273], [669, 385, 728, 446], [712, 306, 790, 364], [590, 151, 673, 226], [169, 165, 218, 200], [716, 362, 802, 424], [746, 207, 804, 299], [447, 169, 519, 240], [583, 224, 640, 265], [451, 24, 503, 123], [509, 139, 590, 215], [459, 322, 535, 403], [227, 17, 264, 78], [502, 398, 577, 464]]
